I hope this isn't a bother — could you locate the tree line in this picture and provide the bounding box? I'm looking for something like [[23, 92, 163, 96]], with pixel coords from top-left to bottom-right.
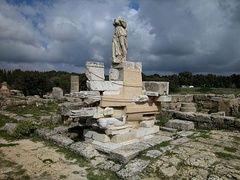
[[0, 69, 87, 96], [142, 71, 240, 93], [0, 69, 239, 96]]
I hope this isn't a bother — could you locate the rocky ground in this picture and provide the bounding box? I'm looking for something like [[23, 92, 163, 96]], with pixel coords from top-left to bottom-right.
[[1, 129, 240, 179]]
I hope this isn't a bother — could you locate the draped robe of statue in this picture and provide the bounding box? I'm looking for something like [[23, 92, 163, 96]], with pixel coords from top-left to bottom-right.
[[112, 16, 128, 63]]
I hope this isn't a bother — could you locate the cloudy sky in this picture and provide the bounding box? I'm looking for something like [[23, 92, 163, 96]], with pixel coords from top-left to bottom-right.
[[0, 0, 240, 75]]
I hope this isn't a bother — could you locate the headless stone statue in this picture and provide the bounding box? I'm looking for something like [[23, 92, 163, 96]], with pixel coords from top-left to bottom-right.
[[112, 16, 128, 63]]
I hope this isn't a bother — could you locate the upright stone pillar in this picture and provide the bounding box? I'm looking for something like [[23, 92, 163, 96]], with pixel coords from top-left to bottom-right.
[[71, 75, 79, 93]]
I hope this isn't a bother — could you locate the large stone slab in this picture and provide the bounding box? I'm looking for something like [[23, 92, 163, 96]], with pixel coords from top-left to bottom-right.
[[166, 119, 194, 131], [86, 61, 105, 81], [109, 141, 151, 163], [71, 91, 100, 98], [111, 131, 136, 143], [48, 134, 74, 148], [105, 135, 172, 163], [156, 95, 172, 102], [143, 81, 169, 95], [105, 124, 133, 135], [112, 61, 142, 71], [70, 107, 96, 118], [86, 81, 123, 91], [69, 142, 100, 161]]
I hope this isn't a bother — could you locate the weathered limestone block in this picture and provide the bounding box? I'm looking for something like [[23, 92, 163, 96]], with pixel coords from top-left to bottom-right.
[[166, 119, 194, 131], [83, 129, 110, 143], [174, 111, 195, 121], [70, 107, 96, 118], [70, 75, 79, 93], [103, 107, 114, 116], [194, 113, 212, 122], [111, 131, 136, 143], [171, 95, 193, 103], [132, 95, 148, 103], [156, 95, 172, 102], [87, 81, 123, 91], [143, 81, 169, 95], [180, 103, 197, 112], [139, 120, 155, 128], [193, 94, 215, 101], [112, 61, 142, 71], [86, 61, 105, 81], [103, 90, 120, 96], [48, 134, 74, 148], [212, 116, 235, 126], [161, 102, 182, 110], [52, 87, 63, 100], [180, 107, 197, 112], [122, 68, 142, 87], [69, 142, 100, 161], [0, 82, 10, 95], [109, 68, 119, 81], [105, 125, 133, 135], [145, 91, 159, 97], [59, 102, 84, 116], [135, 126, 159, 138], [116, 159, 149, 179]]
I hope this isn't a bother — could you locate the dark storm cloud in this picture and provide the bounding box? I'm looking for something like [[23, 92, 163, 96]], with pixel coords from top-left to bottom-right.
[[0, 0, 239, 75]]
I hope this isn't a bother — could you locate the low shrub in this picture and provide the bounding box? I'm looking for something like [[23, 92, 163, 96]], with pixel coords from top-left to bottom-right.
[[12, 120, 37, 139]]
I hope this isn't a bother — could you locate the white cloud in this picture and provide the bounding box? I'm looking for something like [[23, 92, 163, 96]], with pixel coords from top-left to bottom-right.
[[0, 0, 240, 75]]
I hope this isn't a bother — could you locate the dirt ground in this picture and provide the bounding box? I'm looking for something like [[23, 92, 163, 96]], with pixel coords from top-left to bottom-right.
[[0, 138, 89, 180]]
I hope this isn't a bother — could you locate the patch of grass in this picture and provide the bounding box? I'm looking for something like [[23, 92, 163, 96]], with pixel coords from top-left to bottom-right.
[[6, 102, 60, 120], [213, 144, 221, 147], [199, 134, 210, 139], [155, 118, 169, 127], [179, 87, 240, 95], [87, 170, 118, 180], [0, 114, 17, 127], [215, 152, 239, 160], [156, 141, 171, 148], [0, 143, 19, 147], [60, 175, 67, 179], [224, 147, 237, 153], [197, 130, 210, 139], [231, 136, 240, 142], [165, 150, 176, 157]]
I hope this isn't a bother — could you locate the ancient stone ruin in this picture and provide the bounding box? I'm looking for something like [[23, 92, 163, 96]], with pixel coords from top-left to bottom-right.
[[62, 16, 169, 148], [0, 82, 10, 97]]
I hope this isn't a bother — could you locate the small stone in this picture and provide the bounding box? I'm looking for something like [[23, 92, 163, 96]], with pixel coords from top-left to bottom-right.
[[145, 150, 162, 158], [117, 159, 149, 179], [161, 165, 177, 177]]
